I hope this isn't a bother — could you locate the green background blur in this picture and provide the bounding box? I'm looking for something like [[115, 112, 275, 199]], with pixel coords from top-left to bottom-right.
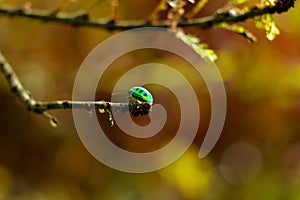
[[0, 0, 300, 199]]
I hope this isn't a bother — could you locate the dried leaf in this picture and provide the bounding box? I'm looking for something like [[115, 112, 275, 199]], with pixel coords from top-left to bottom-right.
[[167, 0, 177, 9], [49, 117, 58, 128], [98, 108, 106, 113]]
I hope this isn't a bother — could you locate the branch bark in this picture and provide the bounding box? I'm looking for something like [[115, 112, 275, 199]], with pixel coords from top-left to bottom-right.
[[0, 0, 295, 30]]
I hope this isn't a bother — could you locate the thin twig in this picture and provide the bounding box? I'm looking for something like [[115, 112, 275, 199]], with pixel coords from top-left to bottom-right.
[[186, 0, 209, 18], [111, 0, 119, 21], [0, 51, 128, 126], [148, 0, 167, 21], [0, 0, 295, 30], [216, 22, 257, 43]]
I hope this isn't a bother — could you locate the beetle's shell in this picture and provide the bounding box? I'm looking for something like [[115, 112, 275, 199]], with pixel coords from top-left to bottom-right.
[[128, 87, 153, 105]]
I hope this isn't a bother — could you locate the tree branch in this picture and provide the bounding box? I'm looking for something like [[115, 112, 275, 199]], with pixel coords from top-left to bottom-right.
[[0, 0, 295, 30], [0, 51, 128, 126], [0, 0, 295, 126]]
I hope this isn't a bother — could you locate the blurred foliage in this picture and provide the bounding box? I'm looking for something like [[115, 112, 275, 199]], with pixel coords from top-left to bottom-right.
[[0, 0, 300, 199]]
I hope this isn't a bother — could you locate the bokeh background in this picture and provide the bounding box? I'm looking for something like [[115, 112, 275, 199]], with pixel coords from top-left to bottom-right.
[[0, 0, 300, 199]]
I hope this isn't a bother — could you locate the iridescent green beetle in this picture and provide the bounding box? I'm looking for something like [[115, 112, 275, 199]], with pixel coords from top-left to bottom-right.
[[128, 86, 153, 105]]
